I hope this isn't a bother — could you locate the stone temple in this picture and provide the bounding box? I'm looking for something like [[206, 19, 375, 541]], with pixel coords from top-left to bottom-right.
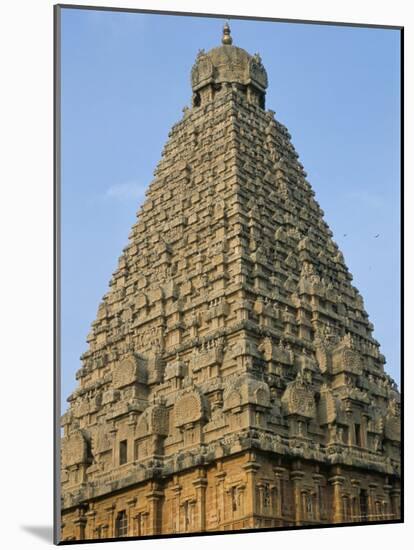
[[60, 24, 401, 541]]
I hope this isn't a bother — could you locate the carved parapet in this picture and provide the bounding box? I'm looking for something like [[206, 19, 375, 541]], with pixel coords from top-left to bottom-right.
[[281, 375, 316, 419], [61, 411, 72, 428], [317, 385, 337, 425], [366, 408, 385, 436], [223, 373, 270, 412], [92, 424, 112, 455], [315, 343, 331, 373], [61, 429, 91, 469], [147, 286, 164, 305], [164, 357, 186, 381], [162, 280, 179, 300], [72, 399, 91, 419], [146, 353, 165, 385], [173, 388, 206, 428], [223, 374, 270, 412], [384, 400, 401, 442], [101, 386, 121, 407], [202, 300, 230, 322], [112, 353, 148, 389], [250, 247, 269, 266], [315, 332, 363, 377], [274, 226, 287, 243], [332, 345, 362, 376], [296, 350, 318, 373], [106, 398, 147, 421], [136, 403, 169, 438], [190, 337, 226, 373], [338, 386, 370, 406], [258, 337, 273, 361], [192, 347, 224, 371], [258, 337, 293, 365], [230, 337, 260, 359]]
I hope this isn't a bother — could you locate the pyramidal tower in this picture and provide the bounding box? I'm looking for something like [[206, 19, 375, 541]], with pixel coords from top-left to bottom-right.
[[60, 24, 401, 541]]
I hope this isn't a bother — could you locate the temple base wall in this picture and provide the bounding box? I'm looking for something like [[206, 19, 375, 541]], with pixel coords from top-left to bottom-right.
[[61, 450, 401, 541]]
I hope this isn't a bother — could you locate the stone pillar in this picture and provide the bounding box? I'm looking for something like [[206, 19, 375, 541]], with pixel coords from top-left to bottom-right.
[[290, 468, 305, 525], [238, 483, 246, 518], [361, 414, 369, 448], [390, 488, 401, 520], [73, 514, 87, 541], [85, 509, 96, 539], [60, 521, 66, 541], [368, 483, 378, 520], [374, 498, 382, 519], [104, 503, 116, 538], [132, 513, 140, 537], [329, 474, 345, 523], [193, 471, 208, 531], [126, 497, 137, 536], [108, 423, 118, 468], [312, 473, 324, 522], [242, 454, 260, 527], [273, 466, 286, 519], [301, 489, 308, 520], [383, 481, 392, 520], [146, 483, 164, 535], [350, 479, 360, 521], [172, 483, 182, 533], [342, 495, 350, 522], [101, 523, 109, 539], [234, 299, 250, 322], [257, 483, 264, 515], [215, 470, 226, 526]]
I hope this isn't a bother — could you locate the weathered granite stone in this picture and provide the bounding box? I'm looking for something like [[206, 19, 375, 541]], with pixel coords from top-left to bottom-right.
[[60, 24, 401, 541]]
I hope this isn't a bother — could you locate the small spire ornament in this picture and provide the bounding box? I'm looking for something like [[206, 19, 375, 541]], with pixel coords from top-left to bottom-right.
[[222, 22, 233, 45]]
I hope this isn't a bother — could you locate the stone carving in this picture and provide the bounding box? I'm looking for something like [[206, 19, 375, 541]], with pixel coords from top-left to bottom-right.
[[92, 424, 111, 455], [173, 389, 205, 427], [112, 353, 147, 388], [136, 404, 169, 438], [331, 336, 362, 376], [281, 375, 316, 418], [318, 386, 337, 425], [101, 388, 120, 405], [384, 399, 401, 442], [192, 41, 268, 94], [258, 337, 294, 365], [61, 430, 91, 468], [164, 356, 185, 381], [223, 374, 270, 411], [191, 54, 214, 89], [190, 337, 226, 373], [226, 389, 242, 410], [61, 23, 400, 540], [314, 342, 330, 374]]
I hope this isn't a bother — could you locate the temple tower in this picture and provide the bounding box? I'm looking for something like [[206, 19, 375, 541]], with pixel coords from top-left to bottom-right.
[[60, 24, 401, 541]]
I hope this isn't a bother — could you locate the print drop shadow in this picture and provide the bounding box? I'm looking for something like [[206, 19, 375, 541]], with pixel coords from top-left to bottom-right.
[[21, 525, 54, 543]]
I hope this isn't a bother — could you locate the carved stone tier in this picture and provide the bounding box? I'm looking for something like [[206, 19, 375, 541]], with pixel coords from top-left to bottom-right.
[[60, 23, 400, 541]]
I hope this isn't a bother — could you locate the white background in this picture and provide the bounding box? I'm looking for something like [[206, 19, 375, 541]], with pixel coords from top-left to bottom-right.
[[0, 0, 410, 548]]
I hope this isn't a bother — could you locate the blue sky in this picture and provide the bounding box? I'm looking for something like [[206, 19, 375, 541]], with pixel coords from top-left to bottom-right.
[[60, 8, 401, 410]]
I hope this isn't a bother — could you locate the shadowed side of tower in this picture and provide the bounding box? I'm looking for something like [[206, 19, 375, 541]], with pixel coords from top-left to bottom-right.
[[60, 25, 401, 541]]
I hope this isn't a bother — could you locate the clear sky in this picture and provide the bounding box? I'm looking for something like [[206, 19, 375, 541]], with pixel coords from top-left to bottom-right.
[[60, 8, 401, 411]]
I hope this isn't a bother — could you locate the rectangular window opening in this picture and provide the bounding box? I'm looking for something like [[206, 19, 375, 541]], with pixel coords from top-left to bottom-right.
[[119, 440, 128, 465]]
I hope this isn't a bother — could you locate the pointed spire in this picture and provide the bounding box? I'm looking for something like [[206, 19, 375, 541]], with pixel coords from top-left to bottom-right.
[[222, 22, 233, 45]]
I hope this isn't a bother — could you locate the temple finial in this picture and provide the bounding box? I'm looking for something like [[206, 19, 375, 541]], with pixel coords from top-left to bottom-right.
[[222, 22, 233, 45]]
